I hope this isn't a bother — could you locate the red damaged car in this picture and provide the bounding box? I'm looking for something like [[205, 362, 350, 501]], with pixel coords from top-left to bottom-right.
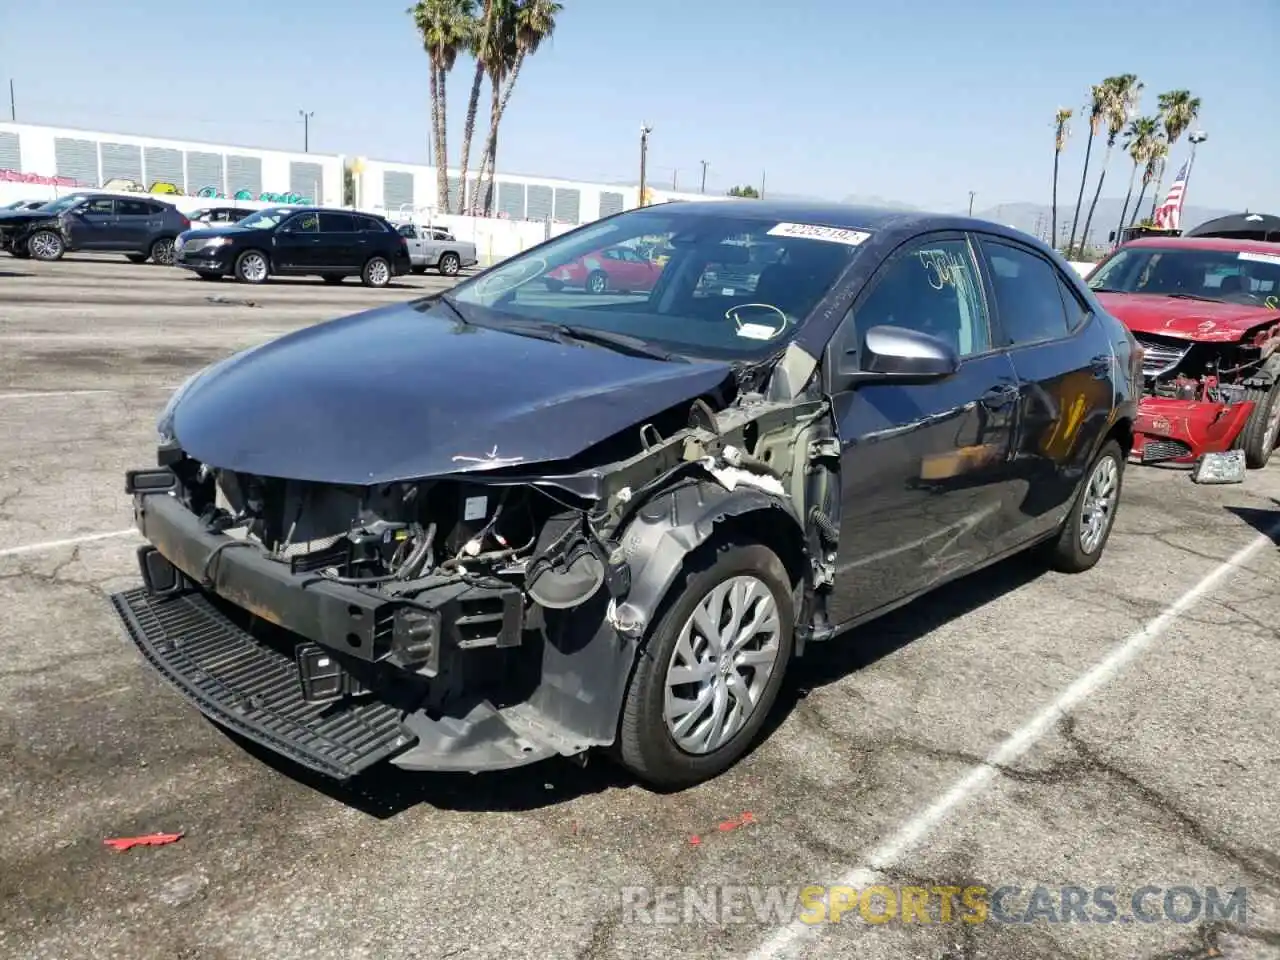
[[1085, 237, 1280, 468]]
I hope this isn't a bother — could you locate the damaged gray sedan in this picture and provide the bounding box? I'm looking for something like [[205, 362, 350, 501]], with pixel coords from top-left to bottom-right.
[[112, 200, 1140, 788]]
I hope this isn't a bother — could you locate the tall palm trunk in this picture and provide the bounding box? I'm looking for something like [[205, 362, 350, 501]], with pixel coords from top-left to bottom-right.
[[1115, 161, 1139, 244], [1066, 132, 1095, 259], [430, 66, 449, 212], [472, 50, 527, 216], [1129, 181, 1151, 229], [1079, 143, 1113, 257], [1146, 158, 1166, 221], [1051, 147, 1062, 251], [456, 62, 485, 214]]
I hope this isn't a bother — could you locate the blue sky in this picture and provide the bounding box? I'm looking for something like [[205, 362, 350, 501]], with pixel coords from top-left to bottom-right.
[[2, 0, 1277, 212]]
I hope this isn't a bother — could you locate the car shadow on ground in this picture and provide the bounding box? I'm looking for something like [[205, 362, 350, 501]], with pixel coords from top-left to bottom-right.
[[0, 270, 32, 278], [185, 276, 421, 290], [232, 552, 1045, 818], [1223, 501, 1280, 543]]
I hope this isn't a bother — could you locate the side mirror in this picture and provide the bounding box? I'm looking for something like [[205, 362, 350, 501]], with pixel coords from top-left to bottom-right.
[[843, 325, 960, 386]]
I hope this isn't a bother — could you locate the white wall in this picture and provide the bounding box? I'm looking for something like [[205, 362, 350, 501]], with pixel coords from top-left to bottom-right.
[[0, 122, 345, 207]]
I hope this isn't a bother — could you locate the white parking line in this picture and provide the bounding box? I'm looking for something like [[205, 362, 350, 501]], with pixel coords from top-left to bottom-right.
[[746, 521, 1280, 960], [0, 528, 139, 559], [0, 390, 115, 401]]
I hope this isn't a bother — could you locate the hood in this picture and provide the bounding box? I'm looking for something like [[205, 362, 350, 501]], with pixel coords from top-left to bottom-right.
[[1097, 292, 1280, 342], [172, 300, 734, 485], [0, 209, 55, 226]]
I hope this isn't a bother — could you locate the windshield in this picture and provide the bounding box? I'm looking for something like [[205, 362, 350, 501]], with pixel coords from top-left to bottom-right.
[[447, 208, 870, 360], [35, 195, 89, 214], [236, 208, 290, 229], [1089, 246, 1280, 308]]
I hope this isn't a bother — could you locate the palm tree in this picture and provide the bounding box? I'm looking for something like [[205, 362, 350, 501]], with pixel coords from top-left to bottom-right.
[[474, 0, 562, 216], [1080, 74, 1143, 256], [1067, 83, 1109, 259], [1129, 134, 1167, 230], [1051, 107, 1072, 253], [458, 0, 500, 214], [1116, 116, 1157, 242], [409, 0, 474, 211], [1147, 89, 1201, 220]]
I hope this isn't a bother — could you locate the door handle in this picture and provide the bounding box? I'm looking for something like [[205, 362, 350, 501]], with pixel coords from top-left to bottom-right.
[[979, 383, 1020, 410]]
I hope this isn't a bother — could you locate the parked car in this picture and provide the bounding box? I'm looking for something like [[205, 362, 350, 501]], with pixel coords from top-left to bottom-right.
[[186, 205, 256, 229], [1086, 236, 1280, 467], [112, 200, 1138, 789], [394, 222, 478, 276], [0, 192, 190, 263], [544, 242, 664, 293], [173, 206, 411, 287]]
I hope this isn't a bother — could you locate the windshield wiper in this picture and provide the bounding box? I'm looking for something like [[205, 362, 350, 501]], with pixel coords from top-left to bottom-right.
[[1089, 286, 1124, 293], [540, 324, 686, 362], [430, 293, 470, 325], [1166, 292, 1222, 303]]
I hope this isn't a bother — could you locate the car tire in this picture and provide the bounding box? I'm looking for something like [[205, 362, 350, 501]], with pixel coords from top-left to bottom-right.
[[361, 257, 391, 288], [437, 252, 461, 277], [586, 270, 608, 295], [149, 237, 176, 266], [27, 230, 65, 261], [614, 540, 794, 789], [322, 274, 345, 284], [234, 249, 269, 284], [1236, 384, 1280, 469], [544, 278, 564, 292], [1042, 438, 1124, 573], [126, 253, 149, 264]]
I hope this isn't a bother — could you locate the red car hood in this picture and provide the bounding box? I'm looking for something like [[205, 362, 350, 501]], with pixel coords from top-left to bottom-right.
[[1096, 292, 1280, 343]]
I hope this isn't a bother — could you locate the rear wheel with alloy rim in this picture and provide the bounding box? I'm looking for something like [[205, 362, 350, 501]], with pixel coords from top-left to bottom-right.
[[150, 237, 175, 265], [28, 230, 64, 261], [437, 252, 460, 276], [1042, 438, 1124, 573], [234, 250, 269, 284], [362, 257, 391, 287], [614, 540, 794, 788]]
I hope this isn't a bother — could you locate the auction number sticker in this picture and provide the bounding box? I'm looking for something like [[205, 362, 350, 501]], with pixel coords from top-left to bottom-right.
[[767, 222, 872, 246], [1239, 251, 1280, 267]]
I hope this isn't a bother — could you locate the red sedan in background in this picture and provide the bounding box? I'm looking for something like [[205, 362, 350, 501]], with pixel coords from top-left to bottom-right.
[[544, 244, 663, 294]]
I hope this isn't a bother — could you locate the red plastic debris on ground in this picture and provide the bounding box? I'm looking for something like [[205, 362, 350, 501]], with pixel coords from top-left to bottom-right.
[[689, 835, 702, 845], [717, 812, 756, 832], [103, 832, 184, 852]]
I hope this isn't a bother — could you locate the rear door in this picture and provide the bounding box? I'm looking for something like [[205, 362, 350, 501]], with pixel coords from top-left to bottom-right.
[[115, 198, 158, 250], [827, 231, 1021, 624], [973, 234, 1118, 547], [316, 212, 358, 269], [67, 197, 118, 249]]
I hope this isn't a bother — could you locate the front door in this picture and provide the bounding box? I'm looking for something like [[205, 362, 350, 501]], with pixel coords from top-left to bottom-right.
[[66, 197, 119, 249], [272, 211, 320, 271], [826, 232, 1020, 625]]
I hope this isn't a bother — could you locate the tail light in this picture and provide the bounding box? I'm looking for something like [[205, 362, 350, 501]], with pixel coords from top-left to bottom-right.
[[179, 215, 190, 230]]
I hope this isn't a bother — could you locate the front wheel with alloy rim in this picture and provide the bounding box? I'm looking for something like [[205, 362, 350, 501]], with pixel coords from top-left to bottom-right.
[[28, 230, 65, 261], [586, 270, 608, 295], [150, 237, 175, 265], [1235, 384, 1280, 468], [437, 252, 460, 277], [362, 257, 391, 288], [614, 540, 795, 788], [234, 249, 269, 284], [1043, 438, 1124, 573]]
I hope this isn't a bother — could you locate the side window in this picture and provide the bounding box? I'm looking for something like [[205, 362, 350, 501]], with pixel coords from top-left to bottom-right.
[[1056, 275, 1092, 331], [845, 237, 991, 366], [82, 198, 115, 215], [978, 239, 1071, 345], [318, 212, 355, 233], [284, 212, 319, 233], [117, 199, 153, 217], [357, 216, 387, 233], [397, 223, 417, 239]]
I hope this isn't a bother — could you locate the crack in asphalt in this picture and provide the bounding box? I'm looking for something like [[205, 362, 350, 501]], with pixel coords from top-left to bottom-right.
[[0, 545, 115, 602], [1145, 919, 1280, 959]]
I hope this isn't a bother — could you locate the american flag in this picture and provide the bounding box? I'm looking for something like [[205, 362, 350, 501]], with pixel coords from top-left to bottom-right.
[[1153, 160, 1191, 230]]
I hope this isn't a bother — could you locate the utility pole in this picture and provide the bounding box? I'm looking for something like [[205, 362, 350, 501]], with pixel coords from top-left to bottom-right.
[[700, 160, 708, 194], [968, 191, 976, 216], [672, 168, 678, 190], [8, 80, 14, 122], [760, 169, 766, 199], [638, 123, 652, 207], [299, 110, 314, 153]]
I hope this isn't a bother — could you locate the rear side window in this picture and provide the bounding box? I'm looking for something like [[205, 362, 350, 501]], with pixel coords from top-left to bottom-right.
[[978, 239, 1071, 346], [1057, 275, 1092, 331], [117, 199, 155, 216], [318, 212, 355, 232], [356, 215, 388, 233]]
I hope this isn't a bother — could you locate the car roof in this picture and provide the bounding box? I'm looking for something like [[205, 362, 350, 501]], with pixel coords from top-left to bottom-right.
[[654, 198, 1038, 246], [1119, 236, 1280, 255]]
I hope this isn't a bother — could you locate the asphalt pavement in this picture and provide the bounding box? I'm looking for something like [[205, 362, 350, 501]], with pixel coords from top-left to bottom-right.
[[0, 255, 1277, 960]]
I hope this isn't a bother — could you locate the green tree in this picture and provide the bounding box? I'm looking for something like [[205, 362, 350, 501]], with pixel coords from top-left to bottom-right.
[[1051, 107, 1072, 251], [728, 184, 759, 198], [1146, 89, 1201, 220], [1129, 134, 1167, 230], [1067, 82, 1109, 259], [409, 0, 474, 211], [1116, 115, 1158, 242], [1080, 73, 1143, 256]]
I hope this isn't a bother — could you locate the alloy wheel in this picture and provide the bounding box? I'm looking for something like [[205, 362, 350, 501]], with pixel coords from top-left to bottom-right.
[[239, 252, 267, 283], [1079, 455, 1118, 554], [366, 259, 390, 286], [29, 231, 62, 260]]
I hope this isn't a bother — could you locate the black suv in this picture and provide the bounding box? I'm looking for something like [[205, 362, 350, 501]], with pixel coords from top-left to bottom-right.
[[0, 193, 191, 264], [174, 206, 412, 287]]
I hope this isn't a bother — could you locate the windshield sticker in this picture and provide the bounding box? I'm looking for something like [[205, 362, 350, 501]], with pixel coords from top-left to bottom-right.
[[736, 322, 780, 341], [766, 222, 871, 246], [1239, 251, 1280, 267]]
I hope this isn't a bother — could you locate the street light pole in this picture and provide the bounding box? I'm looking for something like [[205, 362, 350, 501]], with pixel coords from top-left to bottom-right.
[[638, 123, 652, 207], [700, 160, 708, 194], [299, 110, 314, 153], [968, 191, 976, 216]]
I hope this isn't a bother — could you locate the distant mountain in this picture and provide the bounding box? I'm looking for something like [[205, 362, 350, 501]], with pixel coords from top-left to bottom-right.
[[838, 194, 921, 211], [970, 199, 1237, 251]]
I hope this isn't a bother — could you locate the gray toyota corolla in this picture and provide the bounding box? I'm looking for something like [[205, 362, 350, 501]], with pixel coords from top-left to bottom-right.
[[112, 199, 1140, 789]]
